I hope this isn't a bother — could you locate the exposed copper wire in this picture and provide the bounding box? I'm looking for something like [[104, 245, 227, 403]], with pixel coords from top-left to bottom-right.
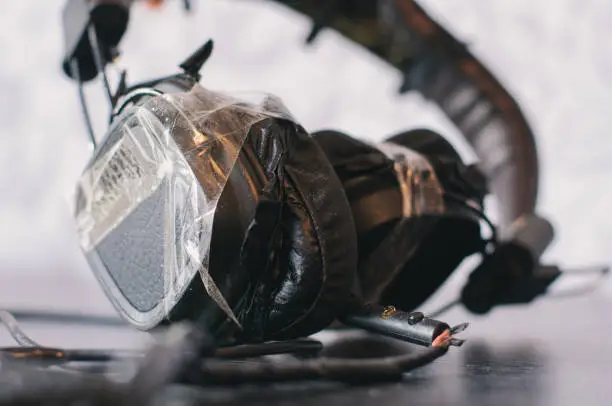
[[431, 329, 452, 348]]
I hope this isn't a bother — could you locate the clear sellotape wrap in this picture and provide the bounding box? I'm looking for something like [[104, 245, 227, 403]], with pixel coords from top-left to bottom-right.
[[74, 84, 296, 329], [375, 142, 445, 217]]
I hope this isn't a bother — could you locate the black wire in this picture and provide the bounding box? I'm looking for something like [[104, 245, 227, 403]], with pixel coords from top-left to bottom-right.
[[443, 192, 498, 253], [191, 346, 448, 385], [0, 309, 450, 405], [424, 193, 500, 319], [0, 341, 323, 365], [0, 347, 448, 405], [69, 58, 97, 149], [87, 24, 114, 108], [0, 308, 323, 367], [215, 339, 323, 359]]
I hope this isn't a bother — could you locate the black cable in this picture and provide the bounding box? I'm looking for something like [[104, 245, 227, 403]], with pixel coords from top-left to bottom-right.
[[192, 345, 448, 385], [443, 191, 498, 253], [215, 339, 323, 359], [0, 346, 448, 406], [36, 341, 320, 365], [423, 193, 499, 319], [0, 349, 449, 405], [87, 24, 114, 108], [69, 58, 97, 149], [0, 306, 322, 364], [0, 309, 453, 406], [0, 341, 323, 364]]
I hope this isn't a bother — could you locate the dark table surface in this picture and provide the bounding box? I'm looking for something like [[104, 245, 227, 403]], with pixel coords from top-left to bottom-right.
[[1, 283, 610, 406], [179, 291, 611, 406]]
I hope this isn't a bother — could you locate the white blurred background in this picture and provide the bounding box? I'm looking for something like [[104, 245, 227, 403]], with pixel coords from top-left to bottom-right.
[[0, 0, 610, 329]]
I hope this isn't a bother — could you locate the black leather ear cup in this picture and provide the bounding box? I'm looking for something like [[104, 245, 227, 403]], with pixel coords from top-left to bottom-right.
[[313, 129, 485, 311], [236, 119, 360, 342]]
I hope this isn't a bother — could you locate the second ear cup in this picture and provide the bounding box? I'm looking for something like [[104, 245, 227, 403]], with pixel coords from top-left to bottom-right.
[[313, 129, 486, 311], [235, 120, 361, 342], [312, 130, 412, 300]]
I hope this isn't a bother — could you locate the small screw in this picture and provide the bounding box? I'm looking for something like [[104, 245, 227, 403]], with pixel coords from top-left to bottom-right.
[[381, 305, 398, 319], [407, 311, 424, 325]]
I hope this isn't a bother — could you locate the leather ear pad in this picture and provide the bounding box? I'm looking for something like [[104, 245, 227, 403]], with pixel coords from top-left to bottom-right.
[[313, 129, 485, 311], [236, 119, 360, 342]]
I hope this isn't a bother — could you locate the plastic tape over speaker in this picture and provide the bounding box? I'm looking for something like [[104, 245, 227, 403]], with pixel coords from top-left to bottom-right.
[[73, 84, 296, 328]]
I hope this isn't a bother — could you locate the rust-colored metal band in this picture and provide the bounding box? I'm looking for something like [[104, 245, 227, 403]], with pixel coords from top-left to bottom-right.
[[271, 0, 539, 231]]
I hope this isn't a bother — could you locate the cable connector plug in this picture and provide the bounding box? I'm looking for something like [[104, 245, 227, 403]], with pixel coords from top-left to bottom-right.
[[341, 304, 468, 348]]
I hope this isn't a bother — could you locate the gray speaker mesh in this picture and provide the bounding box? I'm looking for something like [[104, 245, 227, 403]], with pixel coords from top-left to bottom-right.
[[92, 181, 169, 312]]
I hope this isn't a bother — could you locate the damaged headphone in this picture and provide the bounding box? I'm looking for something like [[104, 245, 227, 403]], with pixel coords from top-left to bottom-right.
[[2, 3, 610, 402], [62, 0, 567, 355], [73, 66, 476, 346]]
